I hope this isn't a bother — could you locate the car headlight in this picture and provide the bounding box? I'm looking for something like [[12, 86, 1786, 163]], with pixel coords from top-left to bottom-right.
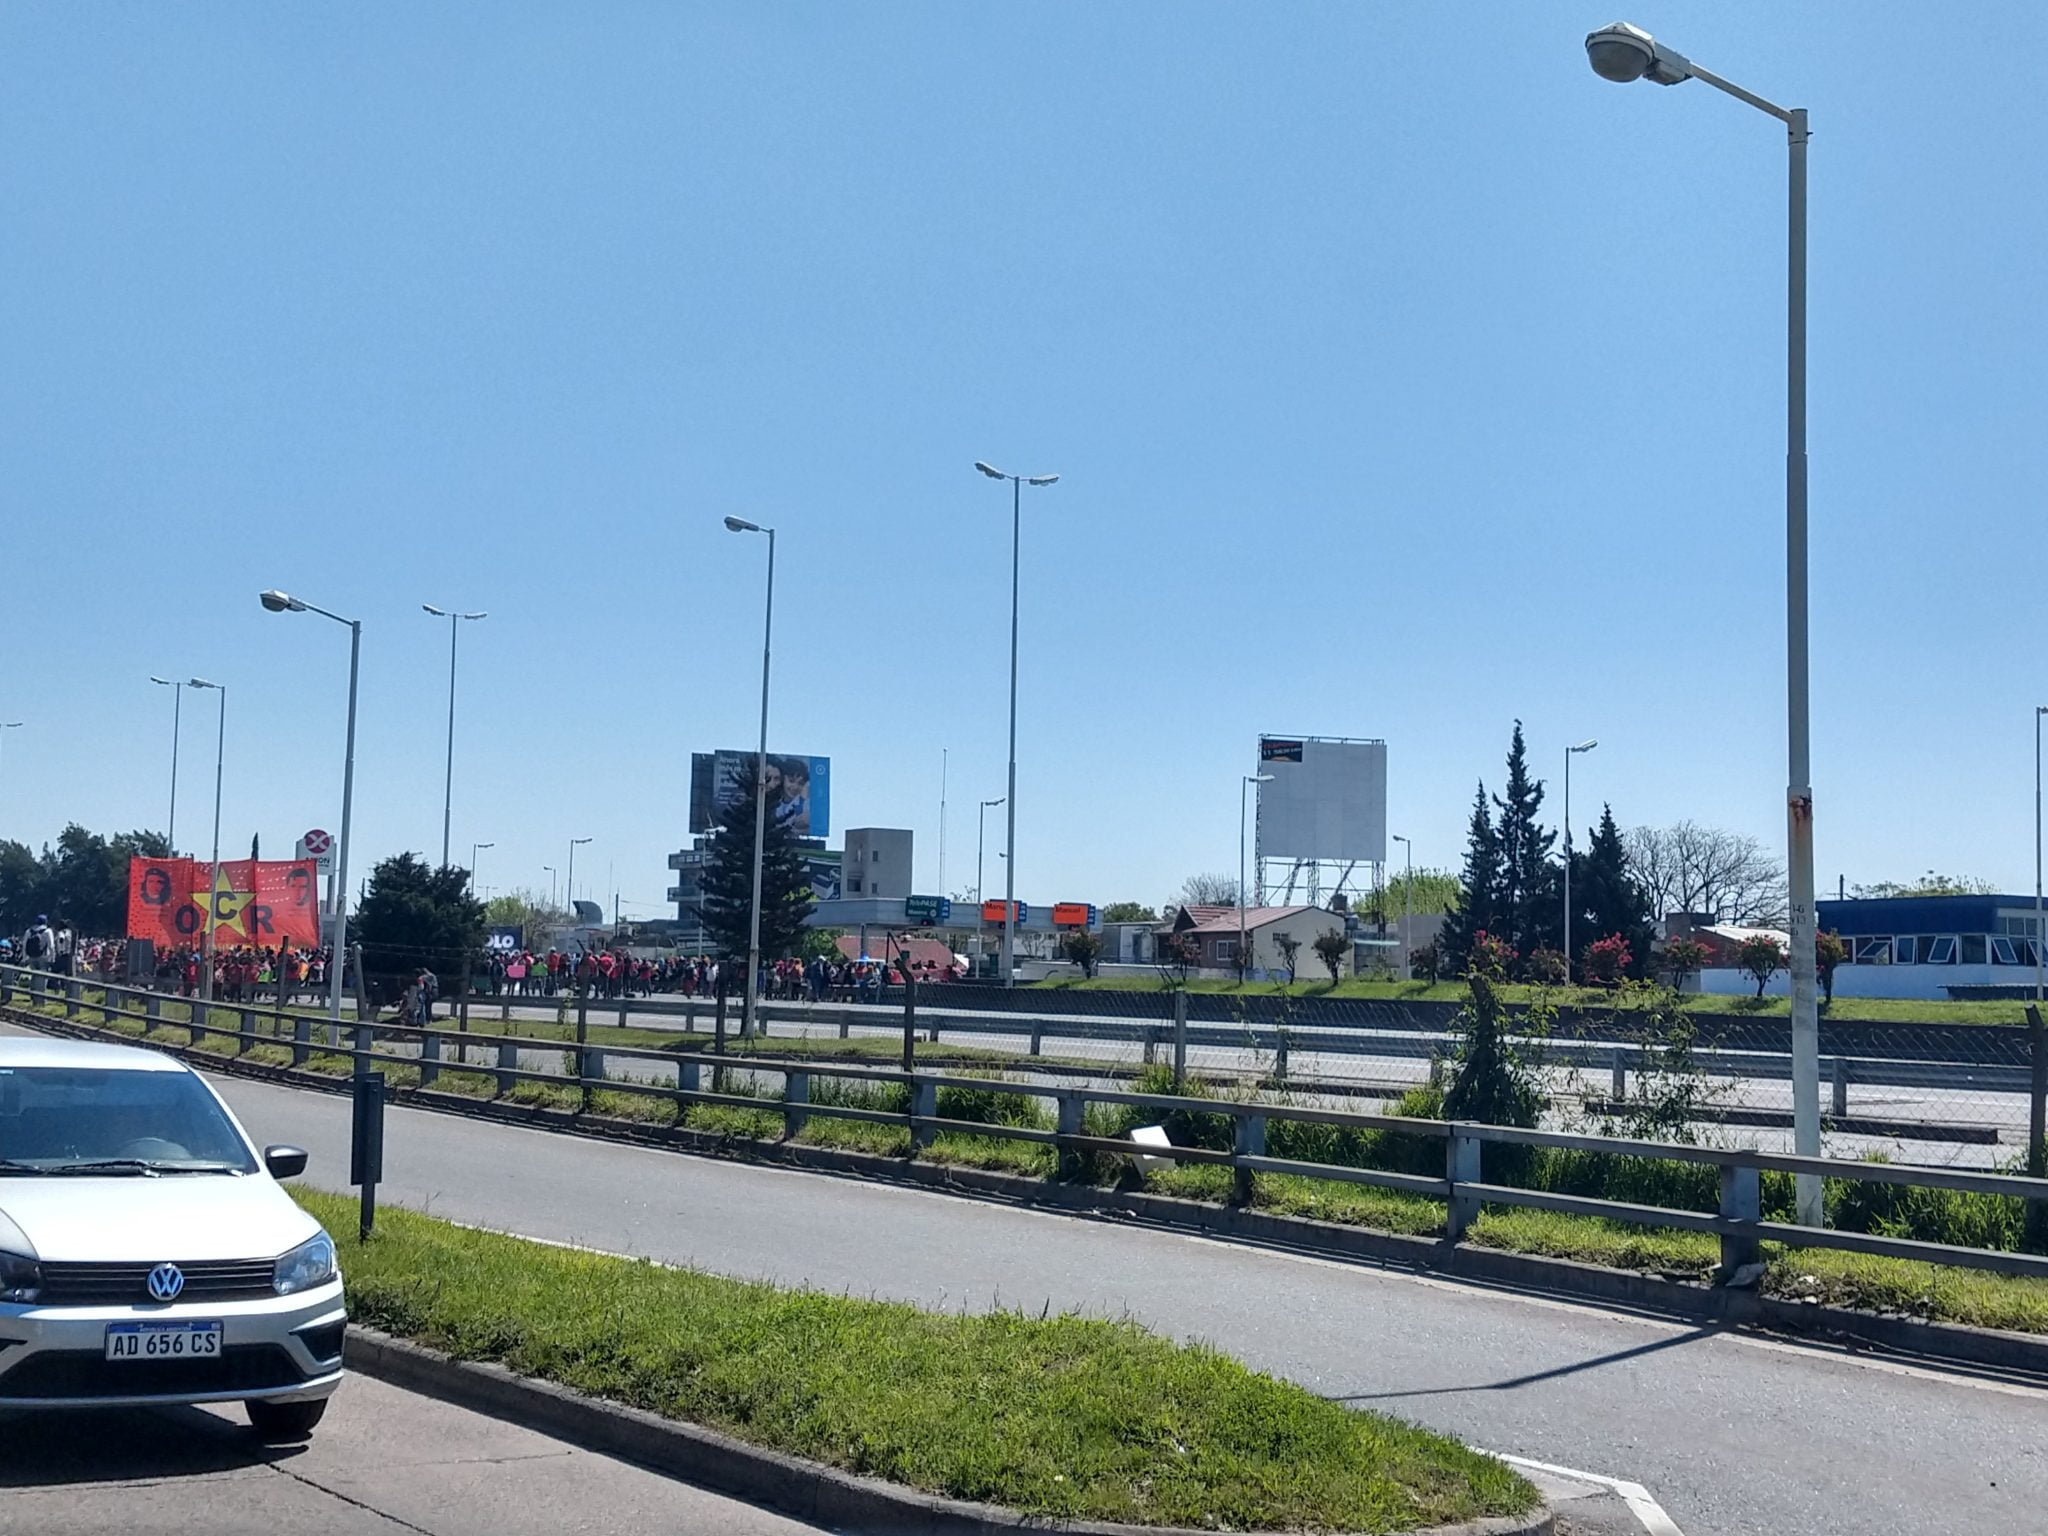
[[273, 1232, 337, 1296], [0, 1249, 42, 1304]]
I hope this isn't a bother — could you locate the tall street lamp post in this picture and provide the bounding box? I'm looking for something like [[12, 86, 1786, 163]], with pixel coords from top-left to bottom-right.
[[149, 677, 184, 853], [423, 605, 488, 870], [1584, 21, 1821, 1225], [1392, 833, 1413, 978], [567, 838, 591, 914], [1563, 740, 1598, 981], [1239, 774, 1274, 979], [975, 797, 1004, 904], [544, 866, 557, 909], [723, 515, 776, 1035], [974, 462, 1059, 986], [260, 590, 360, 1025], [2036, 708, 2046, 1004], [0, 721, 20, 833], [188, 680, 226, 1001], [471, 842, 494, 892]]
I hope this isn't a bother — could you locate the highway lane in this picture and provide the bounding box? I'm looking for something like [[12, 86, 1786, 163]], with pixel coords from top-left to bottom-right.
[[0, 1365, 824, 1535], [211, 1066, 2048, 1536]]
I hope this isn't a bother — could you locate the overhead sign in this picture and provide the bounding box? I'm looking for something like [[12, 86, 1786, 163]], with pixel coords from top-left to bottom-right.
[[904, 895, 953, 926], [294, 830, 335, 876], [126, 857, 322, 948], [981, 900, 1029, 925], [1256, 735, 1388, 864], [1051, 903, 1097, 928]]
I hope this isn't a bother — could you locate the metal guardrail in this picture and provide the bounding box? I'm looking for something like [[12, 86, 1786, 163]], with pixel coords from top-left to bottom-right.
[[6, 962, 2048, 1285]]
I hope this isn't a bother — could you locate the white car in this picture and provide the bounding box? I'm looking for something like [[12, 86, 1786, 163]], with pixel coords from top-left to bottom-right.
[[0, 1036, 344, 1440]]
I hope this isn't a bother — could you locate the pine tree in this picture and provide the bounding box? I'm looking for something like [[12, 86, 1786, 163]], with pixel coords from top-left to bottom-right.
[[1573, 803, 1655, 976], [700, 762, 817, 962], [1492, 721, 1557, 963], [1438, 781, 1501, 974]]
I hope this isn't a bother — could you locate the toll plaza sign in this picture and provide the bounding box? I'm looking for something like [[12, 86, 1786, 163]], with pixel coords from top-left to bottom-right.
[[904, 895, 953, 926], [1051, 903, 1098, 928], [980, 900, 1030, 925]]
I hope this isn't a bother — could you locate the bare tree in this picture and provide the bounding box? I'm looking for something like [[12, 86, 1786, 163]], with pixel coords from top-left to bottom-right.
[[1177, 872, 1240, 908], [1623, 822, 1787, 928]]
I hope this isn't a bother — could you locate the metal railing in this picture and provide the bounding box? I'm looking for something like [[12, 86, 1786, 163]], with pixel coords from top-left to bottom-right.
[[5, 961, 2048, 1285]]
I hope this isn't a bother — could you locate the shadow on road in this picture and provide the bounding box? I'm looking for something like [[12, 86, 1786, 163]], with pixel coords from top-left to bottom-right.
[[1330, 1325, 1717, 1402], [0, 1404, 306, 1486]]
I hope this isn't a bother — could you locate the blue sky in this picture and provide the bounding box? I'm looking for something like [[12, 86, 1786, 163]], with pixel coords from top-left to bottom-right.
[[3, 3, 2043, 918]]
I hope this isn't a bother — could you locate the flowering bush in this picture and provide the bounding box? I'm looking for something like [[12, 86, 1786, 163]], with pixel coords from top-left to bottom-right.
[[1525, 947, 1568, 985], [1737, 933, 1787, 997], [1663, 937, 1710, 990], [1466, 930, 1514, 981], [1584, 933, 1631, 986]]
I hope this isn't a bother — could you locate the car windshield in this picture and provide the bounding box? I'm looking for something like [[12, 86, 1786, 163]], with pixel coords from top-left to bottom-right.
[[0, 1067, 257, 1174]]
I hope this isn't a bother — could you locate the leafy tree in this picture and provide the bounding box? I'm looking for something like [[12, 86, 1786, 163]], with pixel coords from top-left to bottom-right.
[[1467, 930, 1514, 981], [1623, 822, 1787, 928], [799, 928, 845, 962], [354, 853, 486, 999], [0, 825, 171, 937], [1061, 930, 1103, 978], [700, 766, 817, 962], [1737, 932, 1786, 997], [1409, 938, 1442, 982], [1664, 936, 1709, 992], [1816, 929, 1847, 1005], [1438, 782, 1501, 974], [1158, 930, 1199, 984], [1572, 805, 1655, 978], [1101, 901, 1157, 924], [1851, 872, 1997, 899], [1177, 873, 1239, 908], [1493, 721, 1557, 962], [1382, 869, 1461, 925], [1526, 947, 1567, 985], [482, 889, 571, 939], [1444, 971, 1545, 1134], [1272, 931, 1301, 984], [1312, 928, 1349, 984]]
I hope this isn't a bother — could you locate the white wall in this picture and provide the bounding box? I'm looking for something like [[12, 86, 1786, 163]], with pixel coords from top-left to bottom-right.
[[1698, 962, 2038, 1002]]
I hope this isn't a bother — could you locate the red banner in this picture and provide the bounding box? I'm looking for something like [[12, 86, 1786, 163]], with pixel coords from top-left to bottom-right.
[[126, 858, 323, 949]]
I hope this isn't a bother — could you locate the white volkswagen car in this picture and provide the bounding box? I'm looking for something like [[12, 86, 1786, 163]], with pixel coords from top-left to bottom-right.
[[0, 1037, 344, 1440]]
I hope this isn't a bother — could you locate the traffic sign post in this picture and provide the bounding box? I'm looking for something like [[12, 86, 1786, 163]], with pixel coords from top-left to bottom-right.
[[905, 895, 953, 926]]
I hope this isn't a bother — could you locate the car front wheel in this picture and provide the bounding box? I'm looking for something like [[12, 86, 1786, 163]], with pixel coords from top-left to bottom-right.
[[245, 1397, 328, 1442]]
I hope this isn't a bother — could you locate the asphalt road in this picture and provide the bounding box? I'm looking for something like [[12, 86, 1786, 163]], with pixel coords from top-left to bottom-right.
[[210, 1067, 2048, 1536], [0, 1370, 824, 1535]]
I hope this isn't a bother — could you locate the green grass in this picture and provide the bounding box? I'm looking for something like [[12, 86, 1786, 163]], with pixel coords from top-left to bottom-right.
[[295, 1189, 1533, 1532]]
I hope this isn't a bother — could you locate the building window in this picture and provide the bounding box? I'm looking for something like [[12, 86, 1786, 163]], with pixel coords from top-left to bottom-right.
[[1855, 936, 1891, 964], [1993, 936, 2019, 966], [1924, 936, 1956, 965], [1962, 934, 1988, 964], [1893, 936, 1918, 965], [850, 877, 863, 893], [1214, 939, 1238, 964]]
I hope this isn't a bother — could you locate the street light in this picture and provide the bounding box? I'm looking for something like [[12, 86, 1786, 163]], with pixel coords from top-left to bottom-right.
[[975, 797, 1005, 903], [975, 461, 1059, 986], [422, 605, 488, 869], [724, 514, 776, 1035], [149, 678, 184, 853], [2035, 708, 2047, 1005], [471, 842, 494, 891], [188, 680, 226, 1001], [260, 589, 360, 1025], [1584, 22, 1821, 1227], [567, 838, 592, 914], [1392, 833, 1413, 978], [543, 866, 557, 908], [1240, 774, 1274, 980], [1563, 740, 1598, 983]]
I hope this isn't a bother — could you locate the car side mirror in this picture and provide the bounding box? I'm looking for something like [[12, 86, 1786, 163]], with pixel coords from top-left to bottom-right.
[[263, 1145, 309, 1180]]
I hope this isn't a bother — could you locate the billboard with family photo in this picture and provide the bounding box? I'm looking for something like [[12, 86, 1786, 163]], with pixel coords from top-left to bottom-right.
[[688, 750, 832, 838]]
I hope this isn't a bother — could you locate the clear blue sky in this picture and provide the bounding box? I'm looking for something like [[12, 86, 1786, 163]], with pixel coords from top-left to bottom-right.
[[3, 3, 2043, 917]]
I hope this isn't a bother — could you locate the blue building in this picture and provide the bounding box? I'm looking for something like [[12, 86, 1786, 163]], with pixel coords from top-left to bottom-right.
[[1808, 893, 2044, 996]]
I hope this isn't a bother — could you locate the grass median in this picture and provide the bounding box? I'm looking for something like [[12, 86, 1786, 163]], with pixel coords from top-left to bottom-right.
[[295, 1188, 1534, 1532]]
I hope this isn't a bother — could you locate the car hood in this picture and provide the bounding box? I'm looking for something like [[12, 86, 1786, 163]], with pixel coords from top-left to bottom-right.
[[0, 1175, 320, 1262]]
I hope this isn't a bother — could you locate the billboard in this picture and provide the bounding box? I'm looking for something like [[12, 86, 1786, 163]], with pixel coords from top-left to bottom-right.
[[689, 750, 832, 837], [126, 857, 323, 948], [1256, 736, 1387, 863]]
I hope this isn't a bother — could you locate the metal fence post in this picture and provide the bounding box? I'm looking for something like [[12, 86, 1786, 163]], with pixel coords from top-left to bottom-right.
[[1142, 1025, 1158, 1067], [909, 1076, 937, 1151], [1611, 1047, 1627, 1102], [678, 1059, 700, 1093], [1173, 988, 1189, 1092], [1029, 1020, 1044, 1056], [495, 1040, 519, 1096], [581, 1047, 604, 1113], [65, 979, 80, 1018], [237, 1009, 257, 1055], [1271, 1029, 1290, 1087], [351, 1023, 372, 1073], [1232, 1111, 1265, 1206], [419, 1030, 441, 1088], [838, 1011, 850, 1040], [144, 992, 162, 1035], [901, 973, 917, 1075], [2027, 1008, 2048, 1251], [1445, 1127, 1481, 1243], [1830, 1056, 1849, 1119], [291, 1015, 312, 1067], [784, 1069, 809, 1138], [1718, 1162, 1762, 1277], [1056, 1090, 1084, 1178]]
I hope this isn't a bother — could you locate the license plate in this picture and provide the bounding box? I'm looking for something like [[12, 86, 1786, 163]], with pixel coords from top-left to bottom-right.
[[105, 1322, 223, 1361]]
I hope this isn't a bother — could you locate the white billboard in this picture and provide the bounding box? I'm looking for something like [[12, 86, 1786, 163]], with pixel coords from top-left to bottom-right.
[[1256, 737, 1387, 864]]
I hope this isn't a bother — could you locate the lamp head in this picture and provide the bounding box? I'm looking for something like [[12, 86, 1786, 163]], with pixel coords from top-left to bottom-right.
[[259, 589, 304, 614], [973, 461, 1006, 480], [188, 677, 220, 690], [422, 603, 447, 616], [1571, 739, 1599, 753], [1584, 21, 1690, 86], [723, 516, 761, 533], [149, 675, 174, 686], [1025, 474, 1060, 487], [1250, 773, 1274, 784]]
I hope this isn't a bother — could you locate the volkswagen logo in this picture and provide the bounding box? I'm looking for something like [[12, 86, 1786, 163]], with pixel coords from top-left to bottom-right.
[[146, 1263, 185, 1303]]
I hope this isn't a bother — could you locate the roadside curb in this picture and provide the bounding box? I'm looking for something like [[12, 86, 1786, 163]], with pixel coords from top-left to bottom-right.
[[10, 1003, 2047, 1383], [343, 1326, 1552, 1536]]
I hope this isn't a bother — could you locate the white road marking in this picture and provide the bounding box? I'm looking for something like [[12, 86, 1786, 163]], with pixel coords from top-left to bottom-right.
[[1490, 1454, 1684, 1535]]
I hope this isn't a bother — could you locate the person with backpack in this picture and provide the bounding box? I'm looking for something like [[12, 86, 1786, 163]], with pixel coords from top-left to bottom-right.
[[51, 921, 75, 978]]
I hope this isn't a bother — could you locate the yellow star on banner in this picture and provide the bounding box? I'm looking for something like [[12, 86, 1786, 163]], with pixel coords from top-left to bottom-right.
[[191, 867, 254, 943]]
